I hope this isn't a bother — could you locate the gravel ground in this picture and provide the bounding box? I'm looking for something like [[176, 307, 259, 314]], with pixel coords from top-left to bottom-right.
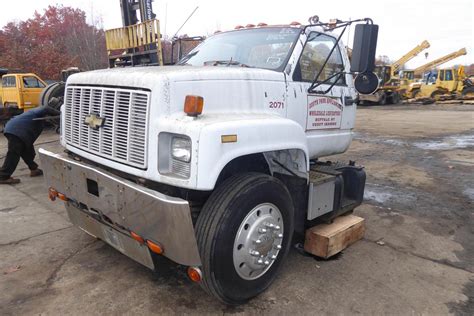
[[0, 103, 472, 315]]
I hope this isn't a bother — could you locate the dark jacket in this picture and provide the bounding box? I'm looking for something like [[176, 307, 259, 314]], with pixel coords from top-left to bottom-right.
[[4, 106, 58, 145]]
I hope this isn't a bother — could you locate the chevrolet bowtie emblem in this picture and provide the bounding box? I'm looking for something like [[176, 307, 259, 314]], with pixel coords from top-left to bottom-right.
[[84, 114, 105, 130]]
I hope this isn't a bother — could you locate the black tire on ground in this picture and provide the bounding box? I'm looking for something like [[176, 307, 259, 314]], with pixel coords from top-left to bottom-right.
[[430, 90, 443, 101], [390, 92, 400, 104], [195, 172, 294, 305], [40, 82, 65, 110], [462, 86, 474, 97], [412, 89, 421, 99], [379, 93, 387, 105]]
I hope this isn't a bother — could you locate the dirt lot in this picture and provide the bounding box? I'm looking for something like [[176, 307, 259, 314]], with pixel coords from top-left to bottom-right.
[[0, 103, 473, 315]]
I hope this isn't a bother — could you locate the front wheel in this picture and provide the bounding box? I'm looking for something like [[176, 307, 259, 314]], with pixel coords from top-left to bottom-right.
[[195, 173, 294, 304]]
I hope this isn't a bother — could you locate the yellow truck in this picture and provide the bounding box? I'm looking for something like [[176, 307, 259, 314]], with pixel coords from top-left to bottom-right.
[[0, 73, 47, 111]]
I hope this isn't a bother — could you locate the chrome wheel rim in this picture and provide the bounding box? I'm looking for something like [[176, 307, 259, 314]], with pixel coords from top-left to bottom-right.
[[233, 203, 284, 280]]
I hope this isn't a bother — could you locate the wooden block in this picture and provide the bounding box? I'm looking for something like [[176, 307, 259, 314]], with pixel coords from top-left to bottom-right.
[[304, 215, 365, 258]]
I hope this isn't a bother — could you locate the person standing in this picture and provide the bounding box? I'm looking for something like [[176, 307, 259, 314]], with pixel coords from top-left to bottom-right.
[[0, 106, 59, 184]]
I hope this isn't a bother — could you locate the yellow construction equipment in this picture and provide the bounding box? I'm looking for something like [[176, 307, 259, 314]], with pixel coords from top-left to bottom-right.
[[359, 40, 430, 104], [410, 65, 474, 99], [402, 48, 467, 98], [390, 40, 430, 78], [106, 19, 164, 67]]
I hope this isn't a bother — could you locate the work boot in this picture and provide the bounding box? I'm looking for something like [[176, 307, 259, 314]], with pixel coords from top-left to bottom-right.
[[0, 177, 21, 184], [30, 169, 44, 177]]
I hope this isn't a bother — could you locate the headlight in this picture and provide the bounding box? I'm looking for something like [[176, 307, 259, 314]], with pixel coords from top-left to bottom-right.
[[171, 137, 191, 162]]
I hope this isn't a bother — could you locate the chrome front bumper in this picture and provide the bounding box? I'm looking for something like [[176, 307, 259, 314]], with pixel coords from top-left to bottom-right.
[[39, 148, 201, 268]]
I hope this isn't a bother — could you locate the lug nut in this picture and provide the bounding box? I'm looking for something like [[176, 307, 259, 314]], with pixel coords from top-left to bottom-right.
[[276, 233, 283, 238], [257, 259, 264, 265], [264, 260, 270, 266], [255, 239, 262, 244], [271, 255, 277, 260], [250, 250, 260, 257], [275, 245, 282, 250], [259, 228, 267, 233], [275, 225, 281, 230], [265, 223, 275, 229]]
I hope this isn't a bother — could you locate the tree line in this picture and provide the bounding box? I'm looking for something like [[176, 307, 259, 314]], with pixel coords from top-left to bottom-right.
[[0, 5, 108, 80]]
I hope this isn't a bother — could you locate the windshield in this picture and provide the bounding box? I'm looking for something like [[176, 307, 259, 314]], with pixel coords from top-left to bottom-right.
[[178, 27, 301, 71]]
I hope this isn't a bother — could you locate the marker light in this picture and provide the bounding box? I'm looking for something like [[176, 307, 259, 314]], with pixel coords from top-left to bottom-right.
[[184, 95, 203, 117], [48, 187, 58, 201], [57, 192, 68, 201], [130, 231, 145, 244], [146, 240, 164, 254], [187, 267, 202, 282]]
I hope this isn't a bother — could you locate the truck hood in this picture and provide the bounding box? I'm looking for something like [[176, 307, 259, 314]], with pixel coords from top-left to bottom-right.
[[67, 66, 285, 88], [66, 66, 287, 115]]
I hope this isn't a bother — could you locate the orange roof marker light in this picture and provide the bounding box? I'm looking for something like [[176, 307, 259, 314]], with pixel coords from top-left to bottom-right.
[[257, 22, 268, 27], [146, 240, 164, 254], [245, 24, 255, 28], [290, 21, 301, 26], [184, 95, 204, 117], [187, 267, 202, 282], [234, 25, 244, 29]]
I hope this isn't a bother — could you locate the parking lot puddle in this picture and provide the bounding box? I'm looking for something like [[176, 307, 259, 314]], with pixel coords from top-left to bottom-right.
[[413, 135, 474, 150]]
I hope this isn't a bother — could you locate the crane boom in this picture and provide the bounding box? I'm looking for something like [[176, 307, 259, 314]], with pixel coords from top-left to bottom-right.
[[390, 40, 430, 77], [413, 48, 467, 76]]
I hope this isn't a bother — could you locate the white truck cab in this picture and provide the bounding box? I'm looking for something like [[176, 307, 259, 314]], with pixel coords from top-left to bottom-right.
[[40, 18, 379, 304]]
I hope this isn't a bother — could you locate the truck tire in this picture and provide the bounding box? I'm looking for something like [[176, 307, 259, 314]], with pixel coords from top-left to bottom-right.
[[412, 89, 420, 99], [378, 93, 387, 105], [462, 86, 474, 98], [40, 82, 65, 111], [390, 92, 400, 104], [195, 172, 294, 305], [430, 90, 443, 101]]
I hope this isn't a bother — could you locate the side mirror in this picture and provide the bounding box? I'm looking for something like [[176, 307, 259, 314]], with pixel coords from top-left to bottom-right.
[[350, 24, 378, 73]]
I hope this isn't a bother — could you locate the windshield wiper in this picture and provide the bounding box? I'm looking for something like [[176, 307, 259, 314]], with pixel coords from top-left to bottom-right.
[[177, 51, 199, 65], [203, 60, 253, 68]]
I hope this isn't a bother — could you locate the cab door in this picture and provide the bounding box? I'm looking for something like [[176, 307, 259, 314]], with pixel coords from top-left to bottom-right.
[[20, 75, 46, 110], [286, 31, 355, 158], [440, 69, 457, 92], [1, 75, 21, 107]]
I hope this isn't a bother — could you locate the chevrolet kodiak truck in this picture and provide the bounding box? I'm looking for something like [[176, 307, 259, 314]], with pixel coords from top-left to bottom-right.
[[40, 18, 379, 304]]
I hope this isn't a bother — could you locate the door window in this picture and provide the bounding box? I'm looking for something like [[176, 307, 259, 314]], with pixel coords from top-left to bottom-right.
[[22, 76, 45, 88], [2, 76, 16, 87], [439, 70, 445, 81], [294, 32, 346, 85], [445, 70, 453, 81]]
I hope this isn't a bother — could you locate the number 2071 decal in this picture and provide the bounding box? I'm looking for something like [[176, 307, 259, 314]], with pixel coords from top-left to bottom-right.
[[269, 101, 284, 109]]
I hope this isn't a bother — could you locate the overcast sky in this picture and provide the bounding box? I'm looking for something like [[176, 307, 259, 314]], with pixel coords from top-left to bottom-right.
[[1, 0, 472, 68]]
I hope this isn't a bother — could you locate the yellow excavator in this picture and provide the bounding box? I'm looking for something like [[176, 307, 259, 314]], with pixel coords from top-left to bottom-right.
[[400, 47, 467, 98], [359, 40, 430, 105]]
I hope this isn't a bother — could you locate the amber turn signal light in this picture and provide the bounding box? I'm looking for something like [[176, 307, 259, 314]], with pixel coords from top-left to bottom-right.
[[48, 187, 58, 201], [184, 95, 204, 117], [130, 231, 145, 244], [146, 240, 164, 254], [57, 192, 68, 201], [187, 267, 202, 283]]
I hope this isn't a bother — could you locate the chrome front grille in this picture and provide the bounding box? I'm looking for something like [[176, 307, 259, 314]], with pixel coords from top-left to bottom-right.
[[64, 86, 150, 169]]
